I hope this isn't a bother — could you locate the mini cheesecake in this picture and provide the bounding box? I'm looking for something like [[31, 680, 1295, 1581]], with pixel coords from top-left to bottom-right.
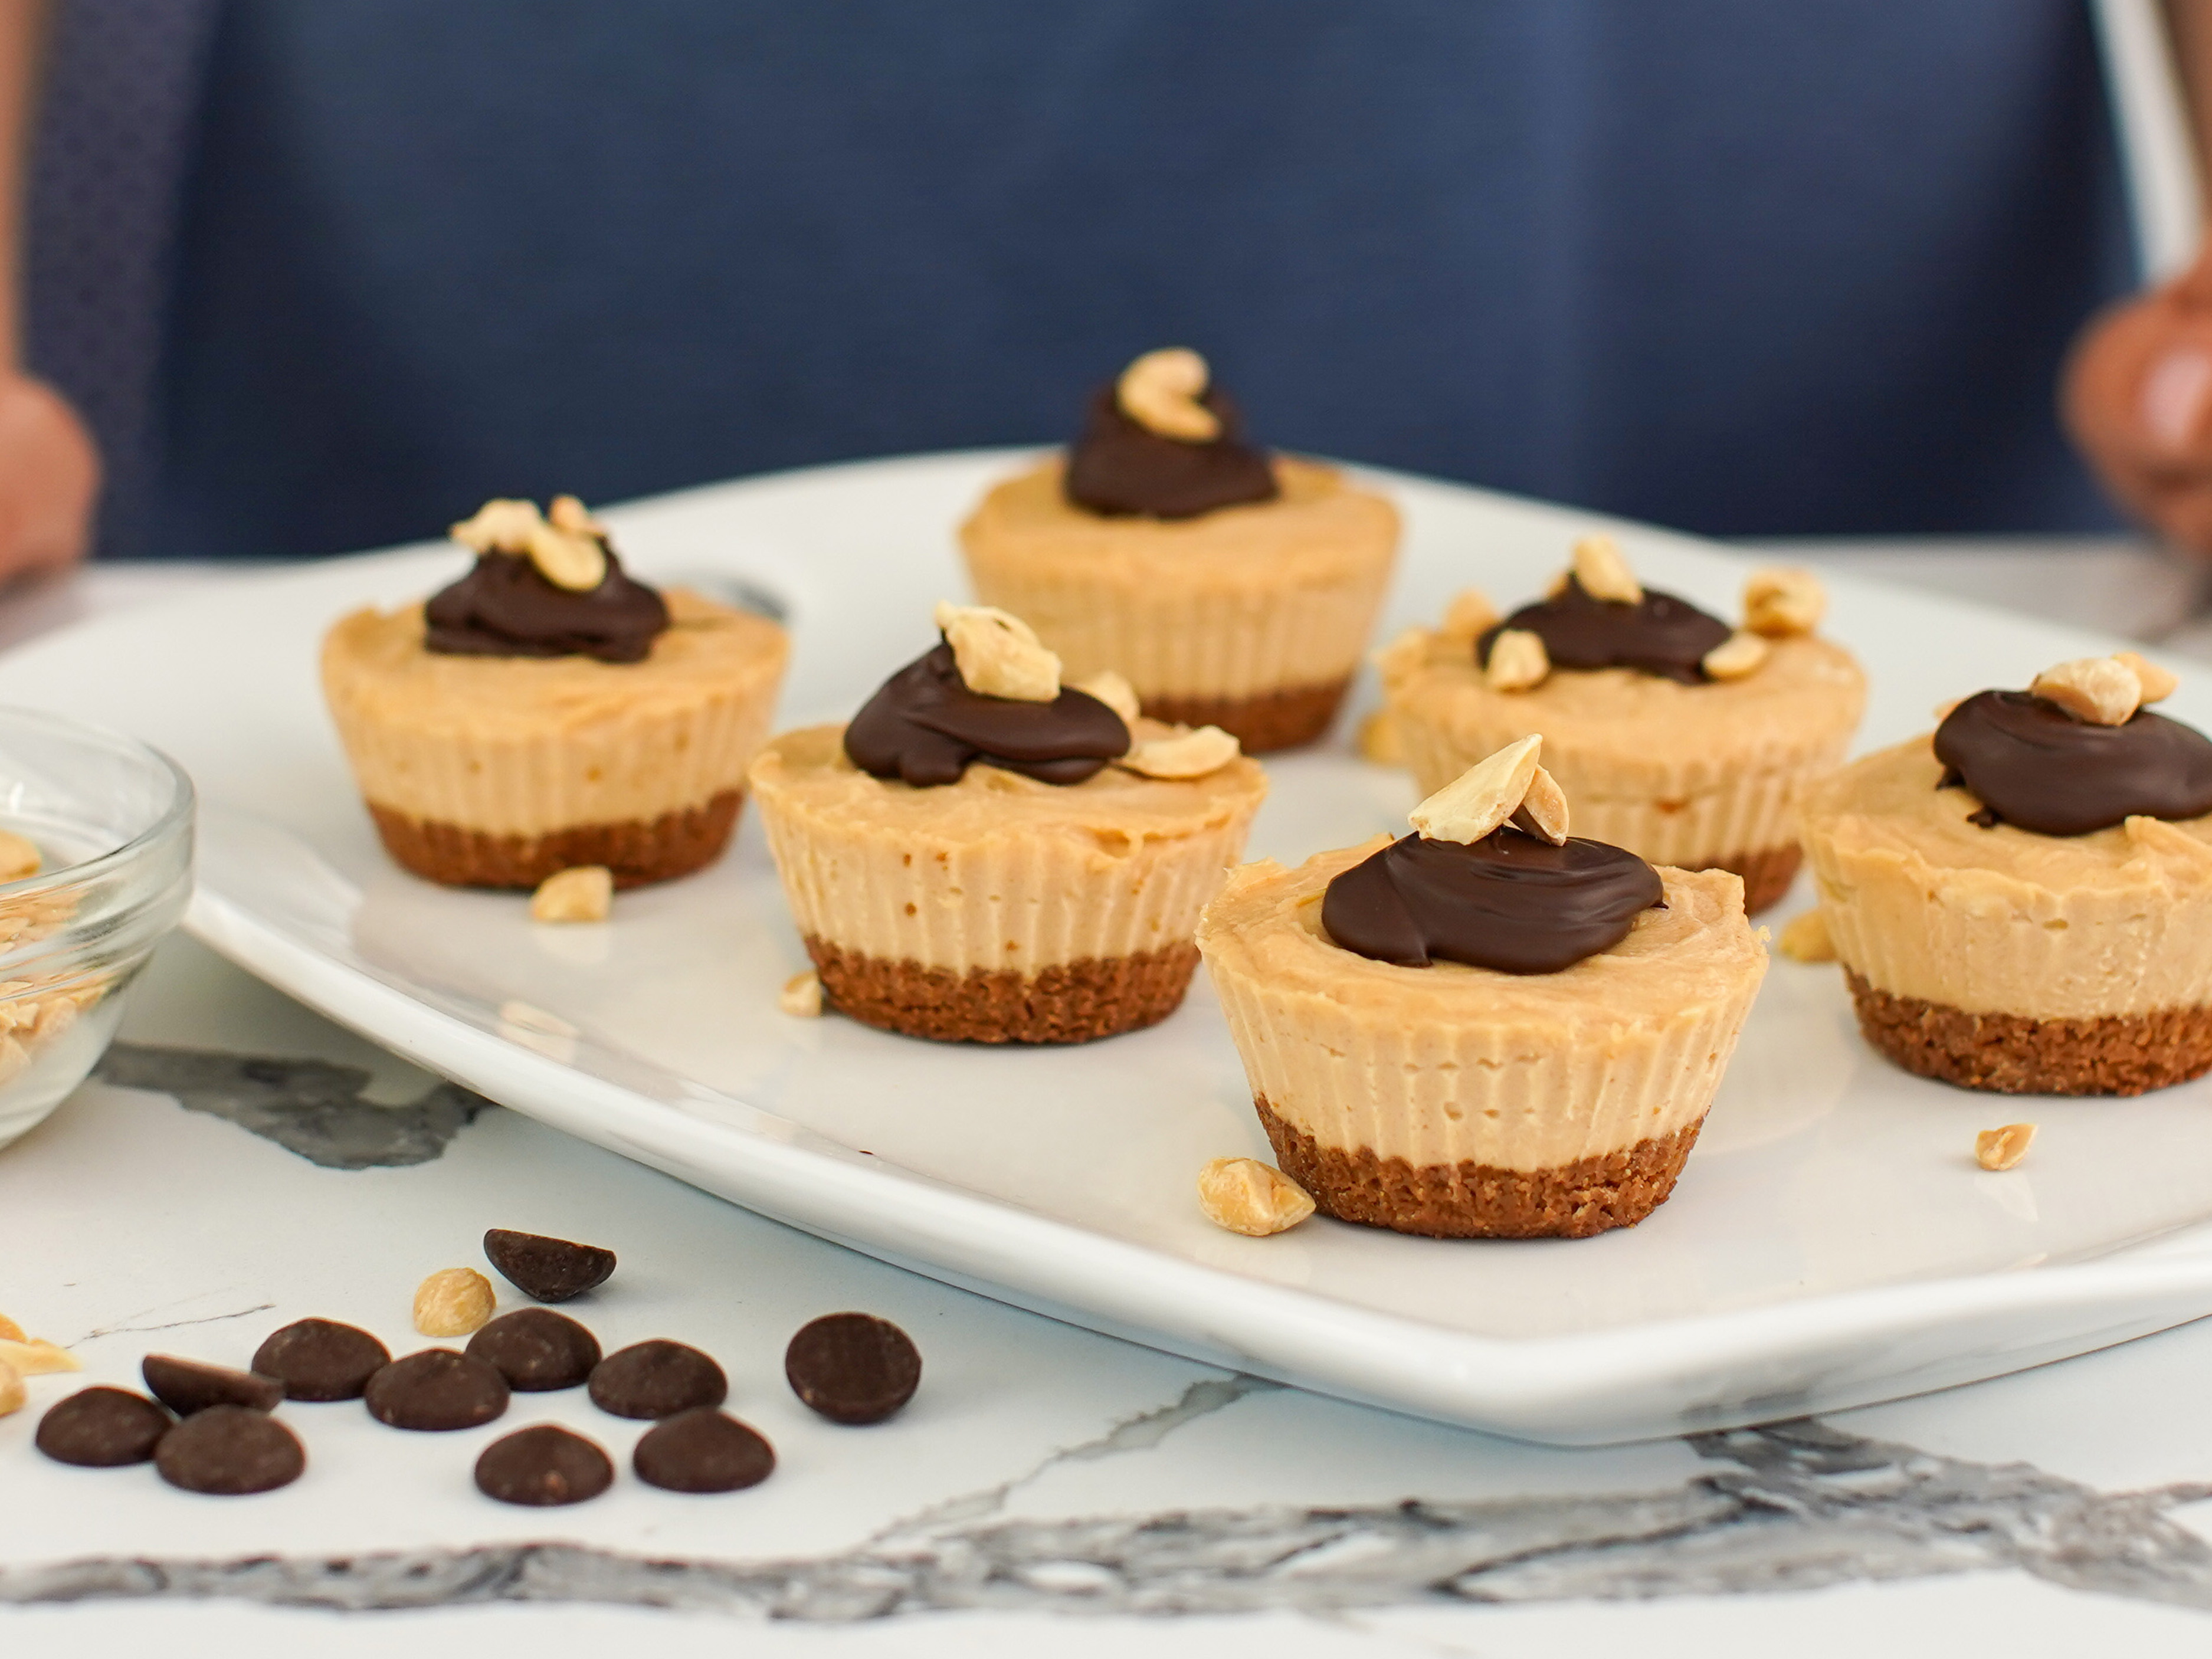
[[322, 496, 789, 888], [750, 603, 1267, 1043], [1800, 650, 2212, 1095], [1379, 542, 1863, 913], [1199, 737, 1767, 1237], [959, 349, 1399, 753]]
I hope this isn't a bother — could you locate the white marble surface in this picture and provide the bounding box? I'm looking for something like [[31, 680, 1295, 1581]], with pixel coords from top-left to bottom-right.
[[8, 547, 2212, 1654]]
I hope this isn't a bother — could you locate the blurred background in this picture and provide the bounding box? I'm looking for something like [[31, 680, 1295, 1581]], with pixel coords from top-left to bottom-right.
[[8, 0, 2212, 638]]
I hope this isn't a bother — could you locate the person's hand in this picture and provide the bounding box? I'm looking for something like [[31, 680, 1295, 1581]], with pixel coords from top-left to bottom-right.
[[0, 372, 97, 582], [2061, 248, 2212, 556]]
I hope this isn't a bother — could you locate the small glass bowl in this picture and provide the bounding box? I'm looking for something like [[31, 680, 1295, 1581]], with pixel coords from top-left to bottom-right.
[[0, 707, 193, 1150]]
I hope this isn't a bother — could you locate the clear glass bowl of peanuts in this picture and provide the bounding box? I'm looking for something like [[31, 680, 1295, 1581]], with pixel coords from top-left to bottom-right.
[[0, 708, 193, 1150]]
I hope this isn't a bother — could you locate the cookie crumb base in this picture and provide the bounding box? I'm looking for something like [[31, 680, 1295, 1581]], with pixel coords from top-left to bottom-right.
[[1844, 971, 2212, 1096], [1718, 844, 1800, 915], [807, 939, 1200, 1044], [368, 792, 741, 890], [1142, 678, 1351, 755], [1256, 1097, 1703, 1238]]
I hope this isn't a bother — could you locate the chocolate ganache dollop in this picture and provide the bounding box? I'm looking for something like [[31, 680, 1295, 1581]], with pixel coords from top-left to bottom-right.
[[1479, 576, 1732, 685], [426, 547, 669, 665], [1934, 688, 2212, 835], [1322, 827, 1664, 975], [1063, 383, 1279, 520], [845, 641, 1131, 788]]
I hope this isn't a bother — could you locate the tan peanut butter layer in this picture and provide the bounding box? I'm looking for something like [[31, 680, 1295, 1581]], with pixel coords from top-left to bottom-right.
[[1380, 625, 1863, 871], [1800, 734, 2212, 1020], [748, 720, 1267, 975], [323, 589, 788, 837], [1198, 842, 1767, 1173], [959, 455, 1398, 702]]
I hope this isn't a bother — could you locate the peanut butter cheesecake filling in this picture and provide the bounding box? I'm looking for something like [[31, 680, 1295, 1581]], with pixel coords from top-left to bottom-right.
[[751, 603, 1266, 1043], [1381, 543, 1864, 912], [1200, 737, 1767, 1238], [960, 350, 1399, 752], [1801, 651, 2212, 1094], [322, 496, 788, 888]]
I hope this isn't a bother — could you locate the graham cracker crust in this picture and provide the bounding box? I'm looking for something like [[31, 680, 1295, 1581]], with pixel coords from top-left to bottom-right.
[[369, 791, 742, 890], [1844, 969, 2212, 1096], [1256, 1096, 1703, 1238], [1716, 844, 1801, 916], [1142, 677, 1351, 755], [807, 938, 1200, 1044]]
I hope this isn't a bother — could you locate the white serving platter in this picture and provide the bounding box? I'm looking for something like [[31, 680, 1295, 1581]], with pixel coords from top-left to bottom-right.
[[12, 450, 2212, 1445]]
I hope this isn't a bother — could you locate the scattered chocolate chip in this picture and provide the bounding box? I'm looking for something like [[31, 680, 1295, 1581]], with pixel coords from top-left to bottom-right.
[[142, 1353, 284, 1416], [482, 1228, 615, 1303], [363, 1349, 510, 1431], [587, 1339, 726, 1420], [474, 1424, 613, 1506], [35, 1387, 172, 1466], [785, 1313, 922, 1425], [252, 1319, 391, 1402], [465, 1308, 601, 1391], [633, 1408, 775, 1493], [155, 1405, 305, 1494]]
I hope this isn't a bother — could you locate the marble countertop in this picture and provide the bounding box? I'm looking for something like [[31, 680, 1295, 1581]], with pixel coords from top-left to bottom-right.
[[9, 544, 2212, 1657]]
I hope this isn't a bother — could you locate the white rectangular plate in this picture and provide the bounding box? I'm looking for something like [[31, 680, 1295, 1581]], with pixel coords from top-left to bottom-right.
[[14, 451, 2212, 1444]]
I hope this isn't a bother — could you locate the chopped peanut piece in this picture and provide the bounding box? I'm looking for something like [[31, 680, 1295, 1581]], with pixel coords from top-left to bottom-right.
[[1975, 1123, 2036, 1172], [1485, 628, 1549, 692], [1571, 535, 1642, 604], [1439, 588, 1500, 642], [0, 1358, 22, 1418], [1121, 725, 1241, 779], [1410, 735, 1543, 845], [2114, 650, 2178, 704], [1778, 909, 1835, 962], [1073, 669, 1140, 726], [2031, 657, 2140, 726], [780, 969, 824, 1018], [0, 1337, 80, 1376], [414, 1267, 496, 1337], [933, 601, 1061, 702], [1743, 567, 1826, 637], [531, 866, 612, 924], [0, 1313, 22, 1343], [0, 832, 38, 883], [1197, 1158, 1315, 1236], [1117, 347, 1220, 441], [1702, 631, 1771, 681], [523, 521, 608, 592], [1518, 765, 1569, 845]]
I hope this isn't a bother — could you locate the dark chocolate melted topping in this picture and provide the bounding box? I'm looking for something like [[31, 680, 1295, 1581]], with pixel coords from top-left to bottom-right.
[[845, 641, 1131, 788], [425, 547, 669, 665], [1932, 688, 2212, 835], [1063, 383, 1279, 520], [1321, 829, 1664, 975], [1479, 576, 1732, 685]]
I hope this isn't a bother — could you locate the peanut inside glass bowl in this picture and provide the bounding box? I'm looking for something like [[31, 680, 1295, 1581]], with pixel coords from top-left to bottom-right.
[[0, 707, 193, 1150]]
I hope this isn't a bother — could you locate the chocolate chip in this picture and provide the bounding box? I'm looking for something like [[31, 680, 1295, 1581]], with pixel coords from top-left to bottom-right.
[[784, 1313, 921, 1425], [482, 1228, 615, 1303], [586, 1339, 726, 1420], [633, 1408, 775, 1493], [474, 1424, 613, 1506], [142, 1353, 284, 1416], [464, 1308, 601, 1392], [363, 1349, 510, 1431], [252, 1319, 391, 1402], [155, 1405, 305, 1495], [35, 1387, 172, 1466]]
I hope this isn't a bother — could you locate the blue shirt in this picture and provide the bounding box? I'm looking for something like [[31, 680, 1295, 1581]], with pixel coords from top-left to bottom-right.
[[30, 1, 2137, 558]]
